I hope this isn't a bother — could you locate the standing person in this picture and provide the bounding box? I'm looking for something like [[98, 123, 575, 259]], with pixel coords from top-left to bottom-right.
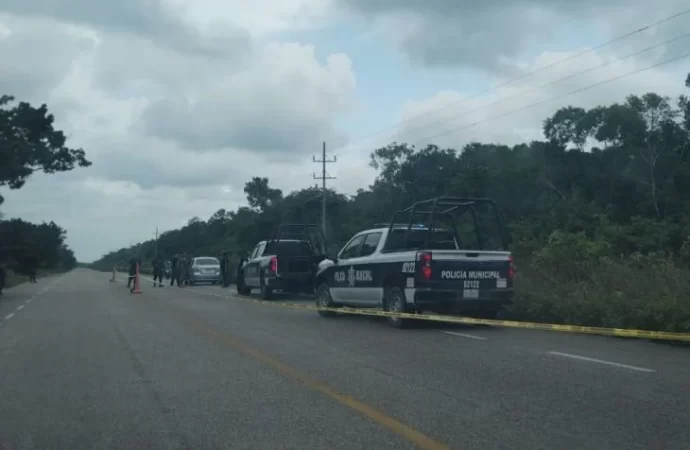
[[170, 253, 180, 287], [28, 253, 38, 283], [220, 251, 230, 288], [152, 257, 164, 287], [26, 255, 38, 283], [127, 256, 138, 289], [235, 252, 248, 285], [180, 253, 190, 286]]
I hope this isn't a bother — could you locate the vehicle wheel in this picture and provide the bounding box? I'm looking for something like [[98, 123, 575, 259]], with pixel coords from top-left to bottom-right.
[[236, 283, 251, 295], [316, 282, 337, 317], [236, 273, 251, 295], [384, 286, 409, 329], [259, 274, 273, 300]]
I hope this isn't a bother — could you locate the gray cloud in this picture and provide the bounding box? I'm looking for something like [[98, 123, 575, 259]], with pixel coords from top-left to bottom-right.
[[140, 94, 349, 154], [0, 15, 95, 101], [0, 4, 359, 261], [336, 0, 689, 71], [0, 0, 253, 58], [137, 44, 355, 154]]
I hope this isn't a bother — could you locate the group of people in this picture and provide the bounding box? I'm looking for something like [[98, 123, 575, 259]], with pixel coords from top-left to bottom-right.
[[126, 251, 235, 291]]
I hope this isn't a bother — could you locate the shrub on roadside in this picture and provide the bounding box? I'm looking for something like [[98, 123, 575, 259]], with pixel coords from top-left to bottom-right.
[[510, 231, 690, 333]]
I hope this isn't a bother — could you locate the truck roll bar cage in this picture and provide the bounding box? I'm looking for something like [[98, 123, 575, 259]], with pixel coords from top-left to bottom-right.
[[386, 197, 509, 251]]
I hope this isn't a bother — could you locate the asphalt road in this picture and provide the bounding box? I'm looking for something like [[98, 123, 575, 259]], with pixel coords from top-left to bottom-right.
[[0, 269, 688, 450]]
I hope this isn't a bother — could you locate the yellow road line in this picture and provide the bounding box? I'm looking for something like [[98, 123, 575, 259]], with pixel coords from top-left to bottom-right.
[[185, 319, 451, 450], [126, 282, 452, 450]]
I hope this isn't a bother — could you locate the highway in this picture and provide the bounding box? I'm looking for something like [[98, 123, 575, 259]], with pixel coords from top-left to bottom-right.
[[0, 269, 688, 450]]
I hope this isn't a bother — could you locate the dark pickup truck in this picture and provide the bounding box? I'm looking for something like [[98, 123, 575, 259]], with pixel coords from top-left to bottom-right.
[[313, 197, 515, 328], [236, 224, 326, 299]]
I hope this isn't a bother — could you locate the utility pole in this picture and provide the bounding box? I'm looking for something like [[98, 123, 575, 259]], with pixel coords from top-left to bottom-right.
[[154, 227, 159, 258], [312, 141, 336, 237]]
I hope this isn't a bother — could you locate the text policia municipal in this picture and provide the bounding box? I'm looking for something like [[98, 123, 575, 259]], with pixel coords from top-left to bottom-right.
[[440, 270, 501, 280]]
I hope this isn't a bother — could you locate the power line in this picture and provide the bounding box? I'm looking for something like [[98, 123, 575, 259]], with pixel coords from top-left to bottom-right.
[[410, 50, 690, 146], [398, 31, 690, 141], [312, 142, 336, 236], [337, 6, 690, 151]]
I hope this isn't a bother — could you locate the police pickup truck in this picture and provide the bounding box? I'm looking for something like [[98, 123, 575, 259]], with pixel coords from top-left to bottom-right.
[[313, 197, 515, 328], [236, 224, 326, 299]]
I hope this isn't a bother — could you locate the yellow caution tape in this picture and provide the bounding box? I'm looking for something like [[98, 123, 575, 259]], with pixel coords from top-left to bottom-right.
[[234, 295, 690, 342], [131, 273, 690, 342]]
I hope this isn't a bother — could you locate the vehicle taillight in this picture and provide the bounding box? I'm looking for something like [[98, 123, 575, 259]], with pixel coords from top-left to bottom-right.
[[508, 255, 516, 279], [270, 256, 278, 274], [418, 251, 432, 280]]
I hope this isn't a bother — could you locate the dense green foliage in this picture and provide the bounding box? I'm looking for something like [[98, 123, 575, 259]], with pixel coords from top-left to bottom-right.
[[94, 74, 690, 333], [0, 96, 88, 282]]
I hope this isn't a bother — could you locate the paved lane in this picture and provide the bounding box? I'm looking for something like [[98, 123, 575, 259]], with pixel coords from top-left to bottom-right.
[[0, 271, 419, 450], [1, 269, 689, 450]]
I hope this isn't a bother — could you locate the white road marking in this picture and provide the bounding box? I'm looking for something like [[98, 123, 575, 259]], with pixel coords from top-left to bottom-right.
[[439, 330, 488, 341], [547, 351, 655, 373], [1, 274, 66, 324]]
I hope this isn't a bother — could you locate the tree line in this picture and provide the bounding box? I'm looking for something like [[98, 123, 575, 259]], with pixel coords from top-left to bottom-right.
[[93, 73, 690, 333], [0, 95, 90, 283]]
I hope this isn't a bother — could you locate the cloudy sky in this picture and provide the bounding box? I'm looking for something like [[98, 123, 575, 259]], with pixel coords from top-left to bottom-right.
[[0, 0, 688, 261]]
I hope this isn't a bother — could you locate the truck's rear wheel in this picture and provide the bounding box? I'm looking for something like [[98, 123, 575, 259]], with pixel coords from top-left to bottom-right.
[[316, 282, 337, 317], [384, 286, 409, 329], [260, 275, 273, 300], [236, 282, 251, 296], [236, 272, 251, 295]]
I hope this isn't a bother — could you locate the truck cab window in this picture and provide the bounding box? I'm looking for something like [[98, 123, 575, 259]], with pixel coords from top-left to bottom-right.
[[339, 235, 365, 259], [359, 232, 382, 257]]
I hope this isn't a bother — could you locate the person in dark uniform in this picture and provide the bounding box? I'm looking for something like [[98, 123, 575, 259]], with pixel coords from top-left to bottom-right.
[[220, 251, 229, 287], [127, 256, 138, 289], [170, 254, 181, 287], [152, 257, 164, 287], [180, 253, 190, 285], [235, 252, 248, 285], [27, 260, 37, 283]]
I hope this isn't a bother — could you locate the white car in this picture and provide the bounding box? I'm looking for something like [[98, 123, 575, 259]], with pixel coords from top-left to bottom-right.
[[187, 256, 222, 285]]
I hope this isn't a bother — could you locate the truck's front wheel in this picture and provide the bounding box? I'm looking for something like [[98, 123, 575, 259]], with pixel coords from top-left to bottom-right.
[[316, 282, 337, 317], [384, 286, 409, 329]]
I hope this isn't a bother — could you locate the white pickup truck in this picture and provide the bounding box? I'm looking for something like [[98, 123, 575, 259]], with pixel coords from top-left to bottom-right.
[[313, 197, 515, 328]]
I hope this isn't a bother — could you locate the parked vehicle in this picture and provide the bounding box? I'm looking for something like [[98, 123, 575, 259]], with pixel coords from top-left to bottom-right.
[[186, 256, 222, 285], [313, 197, 515, 328], [236, 224, 326, 299]]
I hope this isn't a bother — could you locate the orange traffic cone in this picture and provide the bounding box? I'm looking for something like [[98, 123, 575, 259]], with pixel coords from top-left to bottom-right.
[[131, 263, 142, 294], [110, 266, 116, 282]]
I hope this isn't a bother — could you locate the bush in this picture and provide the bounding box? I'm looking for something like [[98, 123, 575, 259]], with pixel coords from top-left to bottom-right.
[[510, 232, 690, 333], [2, 267, 68, 288]]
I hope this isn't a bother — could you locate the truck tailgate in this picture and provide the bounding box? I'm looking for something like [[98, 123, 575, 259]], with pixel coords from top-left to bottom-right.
[[280, 256, 313, 276], [418, 250, 512, 297]]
